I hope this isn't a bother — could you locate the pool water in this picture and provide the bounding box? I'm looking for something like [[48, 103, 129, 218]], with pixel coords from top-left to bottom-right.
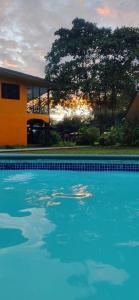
[[0, 170, 139, 299]]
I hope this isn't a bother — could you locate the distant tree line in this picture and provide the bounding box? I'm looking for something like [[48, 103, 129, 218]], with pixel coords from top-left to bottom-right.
[[45, 18, 139, 126]]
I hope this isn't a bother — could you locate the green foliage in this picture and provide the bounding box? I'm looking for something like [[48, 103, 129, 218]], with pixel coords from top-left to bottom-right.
[[99, 127, 119, 146], [99, 121, 139, 146], [55, 116, 83, 135], [77, 126, 100, 145], [118, 121, 139, 146], [45, 18, 139, 126], [37, 121, 139, 147], [38, 129, 61, 146]]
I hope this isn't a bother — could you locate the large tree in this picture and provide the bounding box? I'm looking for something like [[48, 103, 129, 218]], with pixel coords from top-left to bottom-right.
[[45, 18, 139, 124]]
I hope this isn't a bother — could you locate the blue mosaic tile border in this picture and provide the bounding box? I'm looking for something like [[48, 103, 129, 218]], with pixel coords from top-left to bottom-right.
[[0, 162, 139, 172]]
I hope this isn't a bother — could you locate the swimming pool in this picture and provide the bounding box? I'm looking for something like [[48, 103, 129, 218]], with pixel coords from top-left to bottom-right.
[[0, 156, 139, 299]]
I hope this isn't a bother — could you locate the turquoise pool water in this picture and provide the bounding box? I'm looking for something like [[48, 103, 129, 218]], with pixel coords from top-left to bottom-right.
[[0, 169, 139, 299]]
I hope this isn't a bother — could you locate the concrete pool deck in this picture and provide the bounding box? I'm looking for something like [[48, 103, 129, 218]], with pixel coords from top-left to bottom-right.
[[0, 146, 90, 153]]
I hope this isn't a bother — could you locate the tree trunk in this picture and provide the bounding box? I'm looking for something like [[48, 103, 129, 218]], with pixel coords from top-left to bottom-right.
[[111, 88, 117, 126]]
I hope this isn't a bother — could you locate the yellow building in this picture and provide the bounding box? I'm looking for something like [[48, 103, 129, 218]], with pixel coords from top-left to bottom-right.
[[0, 67, 52, 146]]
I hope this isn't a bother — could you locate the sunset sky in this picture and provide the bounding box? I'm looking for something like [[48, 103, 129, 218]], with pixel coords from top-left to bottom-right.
[[0, 0, 139, 77]]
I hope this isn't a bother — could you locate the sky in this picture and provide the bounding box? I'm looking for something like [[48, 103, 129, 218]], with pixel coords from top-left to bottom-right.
[[0, 0, 139, 78]]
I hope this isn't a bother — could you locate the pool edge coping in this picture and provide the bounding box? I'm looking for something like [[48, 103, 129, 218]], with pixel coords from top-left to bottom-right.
[[1, 154, 139, 160]]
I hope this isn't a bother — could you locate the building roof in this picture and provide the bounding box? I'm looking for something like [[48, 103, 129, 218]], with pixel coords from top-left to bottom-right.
[[127, 92, 139, 121], [0, 67, 53, 89]]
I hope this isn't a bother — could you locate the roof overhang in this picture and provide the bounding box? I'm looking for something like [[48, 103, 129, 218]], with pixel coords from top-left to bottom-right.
[[0, 67, 54, 89]]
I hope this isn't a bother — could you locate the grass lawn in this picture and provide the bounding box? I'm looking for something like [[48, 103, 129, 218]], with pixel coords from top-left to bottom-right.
[[4, 146, 139, 155]]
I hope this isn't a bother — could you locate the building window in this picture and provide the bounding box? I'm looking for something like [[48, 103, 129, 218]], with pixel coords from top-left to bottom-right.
[[27, 87, 48, 114], [1, 83, 20, 100]]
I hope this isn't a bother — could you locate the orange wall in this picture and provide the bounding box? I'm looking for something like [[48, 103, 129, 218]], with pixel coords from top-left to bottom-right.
[[0, 79, 27, 146], [26, 113, 49, 124], [0, 79, 49, 146]]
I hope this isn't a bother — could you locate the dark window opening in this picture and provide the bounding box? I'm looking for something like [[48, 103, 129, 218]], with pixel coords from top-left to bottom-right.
[[27, 119, 48, 144], [27, 87, 48, 114], [1, 83, 20, 100]]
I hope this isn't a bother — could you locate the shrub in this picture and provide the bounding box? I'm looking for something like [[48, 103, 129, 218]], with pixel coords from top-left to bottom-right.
[[77, 126, 100, 145], [55, 117, 82, 136], [99, 121, 139, 146], [38, 129, 61, 146], [99, 132, 112, 146], [99, 127, 120, 146], [119, 121, 139, 146]]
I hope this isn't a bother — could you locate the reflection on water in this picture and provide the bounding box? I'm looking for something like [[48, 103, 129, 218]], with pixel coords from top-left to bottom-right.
[[0, 208, 55, 252], [116, 241, 139, 248], [4, 173, 35, 183], [0, 170, 139, 299], [52, 185, 93, 199], [85, 260, 129, 286], [26, 184, 93, 207]]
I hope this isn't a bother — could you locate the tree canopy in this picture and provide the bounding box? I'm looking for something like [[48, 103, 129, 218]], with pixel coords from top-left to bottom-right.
[[45, 18, 139, 124]]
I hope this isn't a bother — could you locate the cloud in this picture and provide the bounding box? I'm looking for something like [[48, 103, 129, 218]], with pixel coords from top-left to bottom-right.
[[3, 61, 18, 68], [96, 6, 111, 16], [0, 0, 139, 76], [100, 7, 139, 28]]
